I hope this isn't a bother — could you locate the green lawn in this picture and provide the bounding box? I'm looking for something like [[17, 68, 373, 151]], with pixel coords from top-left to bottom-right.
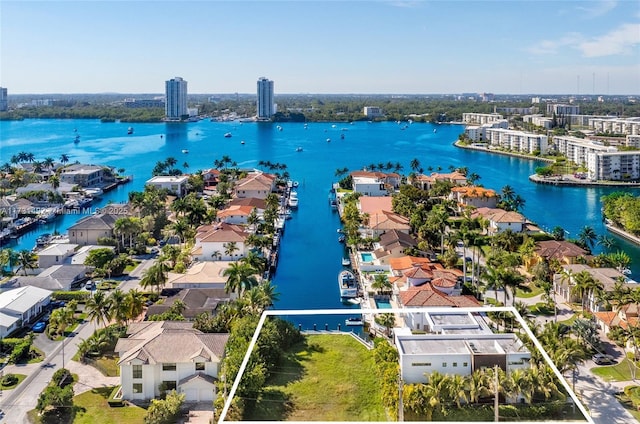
[[245, 334, 387, 421], [72, 386, 146, 424], [591, 358, 640, 382], [615, 386, 640, 422]]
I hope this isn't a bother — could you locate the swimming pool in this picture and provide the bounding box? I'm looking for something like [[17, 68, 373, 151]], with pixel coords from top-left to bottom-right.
[[375, 299, 392, 309], [360, 252, 374, 262]]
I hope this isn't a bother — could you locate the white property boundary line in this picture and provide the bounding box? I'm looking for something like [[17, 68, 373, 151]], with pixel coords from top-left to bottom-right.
[[218, 307, 594, 424]]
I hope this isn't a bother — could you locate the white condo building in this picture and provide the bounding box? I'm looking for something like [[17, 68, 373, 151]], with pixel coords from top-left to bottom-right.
[[257, 77, 275, 120], [462, 113, 504, 125], [589, 117, 640, 135], [554, 135, 640, 181], [165, 77, 188, 120], [485, 128, 548, 154]]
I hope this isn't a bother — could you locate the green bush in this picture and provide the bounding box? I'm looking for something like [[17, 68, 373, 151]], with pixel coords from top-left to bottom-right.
[[52, 368, 72, 388], [1, 373, 18, 386], [52, 291, 90, 301], [108, 385, 124, 407]]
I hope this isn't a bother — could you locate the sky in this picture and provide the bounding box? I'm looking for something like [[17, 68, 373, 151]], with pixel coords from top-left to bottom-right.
[[1, 0, 639, 95]]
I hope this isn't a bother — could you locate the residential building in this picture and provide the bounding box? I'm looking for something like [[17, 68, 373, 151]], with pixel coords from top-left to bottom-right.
[[554, 264, 634, 312], [462, 113, 504, 125], [522, 114, 553, 130], [165, 77, 188, 120], [363, 106, 383, 118], [553, 135, 616, 167], [471, 207, 526, 235], [145, 175, 189, 198], [123, 98, 164, 108], [216, 205, 259, 225], [371, 229, 418, 265], [485, 128, 548, 154], [257, 77, 275, 120], [59, 164, 106, 187], [588, 150, 640, 181], [37, 243, 78, 268], [192, 223, 248, 261], [350, 171, 399, 196], [67, 213, 119, 245], [463, 120, 509, 142], [358, 196, 393, 215], [411, 171, 468, 191], [233, 172, 276, 199], [396, 332, 531, 384], [546, 103, 580, 116], [0, 87, 7, 112], [0, 286, 52, 337], [12, 265, 90, 291], [594, 304, 639, 349], [167, 262, 232, 292], [116, 321, 229, 402], [526, 240, 588, 269], [364, 210, 411, 237], [450, 186, 498, 211], [145, 288, 231, 320], [589, 117, 640, 135]]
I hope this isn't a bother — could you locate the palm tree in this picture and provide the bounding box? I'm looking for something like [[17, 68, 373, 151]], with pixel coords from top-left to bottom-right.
[[124, 289, 146, 323], [59, 154, 69, 165], [222, 261, 258, 296], [577, 225, 597, 252], [409, 158, 421, 173], [85, 291, 113, 328], [240, 251, 266, 275], [374, 313, 396, 337], [16, 249, 37, 276], [140, 262, 168, 294], [371, 273, 392, 295], [223, 241, 239, 259], [108, 289, 129, 326]]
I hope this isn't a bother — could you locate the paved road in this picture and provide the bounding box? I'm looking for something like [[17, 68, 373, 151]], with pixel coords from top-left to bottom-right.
[[0, 320, 96, 424], [117, 255, 155, 292]]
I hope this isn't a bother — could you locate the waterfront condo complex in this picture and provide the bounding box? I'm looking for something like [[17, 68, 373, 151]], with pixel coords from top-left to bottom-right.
[[165, 76, 188, 120], [256, 76, 275, 120]]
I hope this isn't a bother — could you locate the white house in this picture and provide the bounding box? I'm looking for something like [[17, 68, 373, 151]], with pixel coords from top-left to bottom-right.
[[0, 286, 52, 337], [350, 171, 398, 196], [471, 207, 526, 234], [216, 205, 259, 225], [115, 321, 229, 402], [37, 243, 78, 269], [192, 223, 248, 261], [145, 175, 189, 198], [395, 331, 531, 384], [233, 172, 276, 199]]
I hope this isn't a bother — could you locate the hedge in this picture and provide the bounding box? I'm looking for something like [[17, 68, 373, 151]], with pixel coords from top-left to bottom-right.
[[52, 291, 90, 302]]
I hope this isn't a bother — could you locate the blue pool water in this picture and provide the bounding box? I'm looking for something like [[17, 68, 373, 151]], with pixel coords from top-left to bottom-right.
[[375, 299, 392, 309], [360, 252, 374, 262]]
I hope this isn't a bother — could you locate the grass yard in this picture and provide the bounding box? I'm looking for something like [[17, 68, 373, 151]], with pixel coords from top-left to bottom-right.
[[93, 355, 120, 377], [72, 386, 146, 424], [245, 334, 387, 421], [0, 373, 26, 390], [591, 358, 640, 382], [615, 387, 640, 422]]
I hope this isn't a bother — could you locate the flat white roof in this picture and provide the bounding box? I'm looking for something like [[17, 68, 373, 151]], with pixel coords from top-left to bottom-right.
[[146, 175, 189, 184]]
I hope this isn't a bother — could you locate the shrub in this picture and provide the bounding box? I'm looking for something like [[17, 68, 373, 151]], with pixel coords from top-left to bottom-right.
[[52, 368, 72, 388], [52, 291, 90, 302], [1, 373, 18, 386], [108, 385, 124, 407]]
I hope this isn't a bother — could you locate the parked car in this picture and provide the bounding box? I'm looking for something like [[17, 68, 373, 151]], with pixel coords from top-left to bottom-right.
[[85, 281, 95, 291], [49, 300, 66, 310], [592, 353, 615, 365], [32, 321, 46, 333]]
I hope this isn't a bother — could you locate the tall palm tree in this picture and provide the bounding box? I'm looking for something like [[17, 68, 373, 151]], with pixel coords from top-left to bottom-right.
[[222, 261, 258, 296], [85, 291, 113, 328], [16, 249, 37, 276], [371, 273, 392, 295], [140, 262, 169, 295], [108, 289, 129, 326], [375, 313, 396, 337], [240, 251, 266, 275], [223, 241, 239, 259], [59, 154, 69, 165], [124, 289, 146, 323], [578, 225, 597, 252]]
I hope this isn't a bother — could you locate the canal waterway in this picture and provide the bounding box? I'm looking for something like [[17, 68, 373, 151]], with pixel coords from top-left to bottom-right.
[[1, 118, 639, 329]]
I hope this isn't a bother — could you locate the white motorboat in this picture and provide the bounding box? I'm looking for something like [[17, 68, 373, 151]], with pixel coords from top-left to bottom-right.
[[338, 270, 358, 298], [345, 317, 363, 326]]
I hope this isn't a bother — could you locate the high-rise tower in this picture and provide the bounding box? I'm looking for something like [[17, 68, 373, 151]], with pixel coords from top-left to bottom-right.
[[256, 77, 274, 120], [0, 87, 7, 112], [165, 77, 188, 120]]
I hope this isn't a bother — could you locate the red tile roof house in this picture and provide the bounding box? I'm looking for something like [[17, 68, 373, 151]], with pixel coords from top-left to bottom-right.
[[216, 205, 259, 225], [594, 304, 639, 350], [411, 171, 468, 190], [233, 171, 276, 199], [192, 223, 249, 261], [450, 186, 498, 212]]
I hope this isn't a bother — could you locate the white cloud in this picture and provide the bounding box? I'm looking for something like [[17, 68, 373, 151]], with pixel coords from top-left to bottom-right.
[[579, 23, 640, 57], [576, 0, 617, 18], [527, 32, 584, 55]]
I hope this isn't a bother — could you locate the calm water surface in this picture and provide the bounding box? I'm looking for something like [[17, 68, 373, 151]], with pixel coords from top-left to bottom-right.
[[1, 119, 639, 327]]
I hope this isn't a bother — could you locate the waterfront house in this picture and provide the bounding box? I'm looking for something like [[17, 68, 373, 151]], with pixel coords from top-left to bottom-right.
[[395, 331, 531, 384], [227, 197, 267, 211], [364, 210, 411, 237], [411, 171, 468, 190], [37, 243, 78, 268], [371, 230, 418, 264], [67, 212, 119, 245], [59, 164, 107, 188], [350, 171, 399, 196], [16, 182, 76, 197], [115, 321, 229, 402], [0, 286, 52, 337], [358, 196, 393, 215], [201, 168, 221, 191], [146, 175, 189, 198], [526, 240, 588, 269], [450, 186, 498, 211], [167, 262, 233, 293], [233, 172, 276, 199], [471, 207, 526, 235], [145, 288, 230, 320], [216, 205, 260, 225], [193, 223, 249, 261], [554, 264, 634, 312]]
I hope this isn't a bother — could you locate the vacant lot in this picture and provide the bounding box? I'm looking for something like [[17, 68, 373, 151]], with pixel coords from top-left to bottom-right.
[[245, 333, 387, 421]]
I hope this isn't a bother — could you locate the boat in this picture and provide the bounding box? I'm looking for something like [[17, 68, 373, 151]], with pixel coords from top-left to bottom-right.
[[127, 127, 134, 134], [296, 147, 303, 152], [36, 207, 58, 222], [73, 135, 80, 144], [224, 132, 232, 138], [292, 181, 299, 188], [276, 125, 283, 131], [340, 133, 345, 140], [241, 140, 245, 144], [288, 192, 298, 209], [342, 257, 351, 266], [338, 270, 358, 298], [84, 187, 104, 198], [345, 317, 364, 326], [338, 235, 346, 243], [326, 138, 331, 142], [330, 199, 338, 210], [182, 149, 189, 154]]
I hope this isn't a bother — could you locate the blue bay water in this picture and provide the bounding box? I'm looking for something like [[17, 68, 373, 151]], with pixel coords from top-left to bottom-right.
[[1, 119, 640, 329]]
